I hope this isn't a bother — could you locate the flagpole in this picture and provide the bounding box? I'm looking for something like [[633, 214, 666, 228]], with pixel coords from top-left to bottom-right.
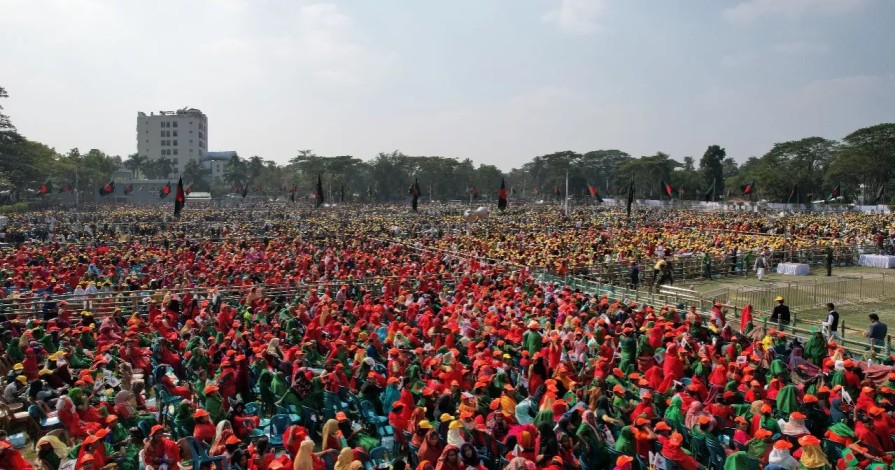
[[564, 169, 569, 216]]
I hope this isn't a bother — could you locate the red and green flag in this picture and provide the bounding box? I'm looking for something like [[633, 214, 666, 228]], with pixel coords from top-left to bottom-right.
[[98, 180, 114, 196], [315, 174, 324, 208], [174, 177, 185, 217], [660, 179, 674, 198], [159, 181, 171, 198], [38, 181, 51, 195], [826, 183, 841, 203], [409, 177, 420, 211], [741, 181, 755, 195]]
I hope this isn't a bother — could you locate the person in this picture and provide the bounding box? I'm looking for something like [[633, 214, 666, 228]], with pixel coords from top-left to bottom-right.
[[823, 303, 840, 340], [629, 262, 639, 290], [865, 314, 887, 352], [826, 247, 833, 277], [143, 425, 180, 470], [754, 253, 768, 281], [771, 296, 790, 325]]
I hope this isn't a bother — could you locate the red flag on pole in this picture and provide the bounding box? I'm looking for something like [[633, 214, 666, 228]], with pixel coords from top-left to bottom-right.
[[740, 304, 753, 333]]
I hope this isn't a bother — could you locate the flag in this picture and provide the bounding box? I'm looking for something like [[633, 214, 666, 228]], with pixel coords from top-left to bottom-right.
[[340, 184, 345, 203], [660, 179, 674, 198], [38, 181, 51, 195], [315, 174, 324, 208], [704, 181, 715, 202], [740, 304, 753, 334], [741, 181, 755, 195], [409, 178, 421, 211], [826, 183, 841, 203], [185, 184, 193, 195], [874, 185, 885, 204], [678, 187, 685, 199], [554, 186, 561, 199], [98, 180, 114, 196], [241, 182, 248, 198], [497, 178, 508, 210], [787, 184, 799, 204], [159, 181, 171, 198], [626, 175, 635, 220], [174, 177, 185, 218], [587, 183, 603, 202], [290, 184, 297, 203], [470, 186, 479, 199], [123, 184, 133, 195], [59, 183, 70, 194]]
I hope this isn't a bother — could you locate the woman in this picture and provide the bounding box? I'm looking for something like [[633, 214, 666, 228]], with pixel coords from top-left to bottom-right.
[[293, 439, 327, 470], [660, 432, 698, 470], [36, 434, 71, 470], [684, 402, 714, 432], [663, 395, 685, 431], [434, 445, 462, 470], [767, 440, 799, 470], [779, 412, 810, 438], [745, 428, 773, 463], [193, 409, 217, 444], [614, 426, 636, 456], [576, 410, 609, 470], [797, 434, 831, 469], [333, 447, 355, 470], [321, 419, 344, 451], [459, 443, 484, 470], [209, 421, 235, 456], [418, 429, 445, 466]]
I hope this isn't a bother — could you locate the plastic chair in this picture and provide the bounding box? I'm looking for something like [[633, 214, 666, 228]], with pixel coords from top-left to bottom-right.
[[268, 414, 291, 448], [184, 436, 227, 469], [322, 451, 336, 470], [689, 435, 708, 462], [369, 446, 390, 468], [359, 400, 388, 425], [705, 438, 727, 470], [822, 438, 845, 465], [406, 443, 420, 468]]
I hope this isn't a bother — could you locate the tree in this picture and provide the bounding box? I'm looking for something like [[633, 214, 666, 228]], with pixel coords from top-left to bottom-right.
[[682, 156, 695, 171], [183, 160, 210, 191], [247, 156, 264, 181], [143, 157, 175, 179], [223, 154, 247, 186], [123, 154, 148, 179], [700, 145, 726, 196], [827, 123, 895, 197], [0, 86, 14, 132]]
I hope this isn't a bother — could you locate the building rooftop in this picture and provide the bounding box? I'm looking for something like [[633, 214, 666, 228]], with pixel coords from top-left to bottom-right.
[[201, 151, 237, 162]]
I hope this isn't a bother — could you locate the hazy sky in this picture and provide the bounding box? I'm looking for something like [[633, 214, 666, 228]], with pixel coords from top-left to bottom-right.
[[2, 0, 893, 171]]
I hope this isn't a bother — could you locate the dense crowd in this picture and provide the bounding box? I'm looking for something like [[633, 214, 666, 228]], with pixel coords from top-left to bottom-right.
[[1, 205, 894, 470]]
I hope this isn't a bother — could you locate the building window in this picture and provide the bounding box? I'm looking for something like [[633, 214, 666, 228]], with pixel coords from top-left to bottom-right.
[[173, 149, 178, 155], [173, 131, 178, 137], [173, 140, 178, 146], [173, 121, 178, 127]]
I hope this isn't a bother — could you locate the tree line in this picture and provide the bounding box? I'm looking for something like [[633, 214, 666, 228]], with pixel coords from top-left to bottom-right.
[[2, 85, 894, 205]]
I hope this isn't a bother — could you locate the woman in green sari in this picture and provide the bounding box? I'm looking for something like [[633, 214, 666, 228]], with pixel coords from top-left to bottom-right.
[[803, 331, 827, 366], [776, 384, 800, 414], [664, 395, 685, 431], [173, 401, 195, 437], [614, 426, 636, 455], [724, 451, 755, 470], [576, 410, 609, 470], [745, 428, 773, 463], [6, 335, 25, 362]]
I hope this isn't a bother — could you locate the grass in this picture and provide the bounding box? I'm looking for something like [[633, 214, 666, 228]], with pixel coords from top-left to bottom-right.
[[683, 265, 895, 344]]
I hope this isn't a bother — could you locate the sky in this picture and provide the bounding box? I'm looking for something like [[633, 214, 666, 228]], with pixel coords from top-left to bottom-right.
[[1, 0, 893, 171]]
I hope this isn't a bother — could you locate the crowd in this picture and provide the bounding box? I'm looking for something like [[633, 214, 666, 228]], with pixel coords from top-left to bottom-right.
[[0, 205, 894, 470]]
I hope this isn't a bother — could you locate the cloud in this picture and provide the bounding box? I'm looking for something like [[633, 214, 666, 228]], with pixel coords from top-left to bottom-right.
[[721, 51, 758, 69], [773, 40, 829, 56], [723, 0, 869, 23], [543, 0, 606, 34]]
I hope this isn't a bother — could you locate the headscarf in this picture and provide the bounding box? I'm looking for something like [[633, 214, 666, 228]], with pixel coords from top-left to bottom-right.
[[684, 401, 712, 431], [745, 437, 770, 460], [778, 414, 809, 437], [775, 385, 799, 414], [768, 446, 799, 469], [723, 451, 754, 470], [459, 443, 479, 468], [36, 434, 70, 459], [799, 441, 830, 469], [614, 426, 635, 455], [418, 429, 445, 464], [663, 395, 684, 427], [334, 447, 355, 470], [293, 439, 315, 470], [321, 419, 341, 450]]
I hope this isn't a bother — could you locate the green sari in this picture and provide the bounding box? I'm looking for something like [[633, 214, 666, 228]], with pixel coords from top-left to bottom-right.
[[776, 385, 800, 414], [724, 451, 754, 470], [745, 438, 770, 460], [664, 396, 685, 429], [614, 426, 635, 455]]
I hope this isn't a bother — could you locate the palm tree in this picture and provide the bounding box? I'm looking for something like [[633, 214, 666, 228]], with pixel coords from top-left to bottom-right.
[[123, 154, 148, 179]]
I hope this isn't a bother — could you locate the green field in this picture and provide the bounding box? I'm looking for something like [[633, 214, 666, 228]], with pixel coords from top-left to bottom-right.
[[685, 266, 895, 344]]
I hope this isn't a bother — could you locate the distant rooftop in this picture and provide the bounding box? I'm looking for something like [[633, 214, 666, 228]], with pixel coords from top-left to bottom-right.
[[138, 107, 206, 118], [201, 151, 237, 161]]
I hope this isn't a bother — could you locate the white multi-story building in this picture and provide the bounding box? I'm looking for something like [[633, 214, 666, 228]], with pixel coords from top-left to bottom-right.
[[136, 108, 208, 177], [201, 151, 236, 184]]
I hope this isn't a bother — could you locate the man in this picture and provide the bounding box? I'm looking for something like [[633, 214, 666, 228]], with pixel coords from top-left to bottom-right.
[[3, 375, 28, 406], [629, 262, 640, 290], [770, 296, 790, 325], [866, 313, 888, 352], [754, 252, 768, 281], [823, 303, 840, 340]]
